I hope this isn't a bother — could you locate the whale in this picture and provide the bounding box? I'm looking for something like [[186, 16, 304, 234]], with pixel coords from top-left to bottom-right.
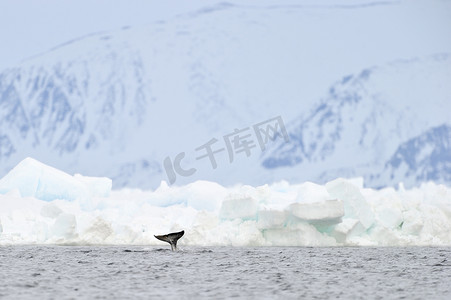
[[154, 230, 184, 251]]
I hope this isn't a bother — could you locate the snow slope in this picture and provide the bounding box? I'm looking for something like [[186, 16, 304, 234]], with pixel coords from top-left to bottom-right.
[[263, 54, 451, 187], [377, 124, 451, 187]]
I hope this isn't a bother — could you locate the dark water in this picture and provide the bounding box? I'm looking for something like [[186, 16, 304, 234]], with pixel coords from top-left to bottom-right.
[[0, 246, 450, 299]]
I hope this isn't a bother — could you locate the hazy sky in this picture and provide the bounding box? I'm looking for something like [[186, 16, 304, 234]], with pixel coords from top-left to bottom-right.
[[1, 0, 451, 72], [0, 0, 214, 71]]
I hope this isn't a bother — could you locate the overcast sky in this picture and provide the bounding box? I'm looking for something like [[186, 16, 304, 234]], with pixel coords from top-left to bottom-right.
[[0, 0, 215, 71], [1, 0, 450, 72]]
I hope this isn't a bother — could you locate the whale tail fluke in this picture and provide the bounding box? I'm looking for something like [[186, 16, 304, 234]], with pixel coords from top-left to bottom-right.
[[154, 230, 184, 251]]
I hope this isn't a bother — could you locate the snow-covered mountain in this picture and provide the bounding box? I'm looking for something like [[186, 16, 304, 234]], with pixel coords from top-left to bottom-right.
[[263, 54, 451, 187], [0, 1, 450, 188], [0, 41, 157, 184], [375, 124, 451, 187]]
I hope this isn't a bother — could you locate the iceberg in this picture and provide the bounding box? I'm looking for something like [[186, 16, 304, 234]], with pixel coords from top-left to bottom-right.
[[326, 178, 375, 229], [0, 158, 451, 246], [0, 157, 112, 202], [289, 200, 344, 223]]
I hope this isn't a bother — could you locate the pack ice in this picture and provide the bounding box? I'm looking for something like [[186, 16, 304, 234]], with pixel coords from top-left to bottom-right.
[[0, 158, 450, 246]]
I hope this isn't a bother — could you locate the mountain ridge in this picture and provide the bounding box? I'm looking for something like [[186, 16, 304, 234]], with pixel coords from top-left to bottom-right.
[[0, 2, 450, 188]]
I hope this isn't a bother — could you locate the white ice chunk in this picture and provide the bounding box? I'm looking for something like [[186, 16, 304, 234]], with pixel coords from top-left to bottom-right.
[[4, 189, 21, 198], [40, 203, 63, 219], [417, 204, 451, 242], [331, 218, 365, 243], [289, 199, 344, 223], [326, 178, 375, 229], [0, 158, 88, 201], [296, 181, 331, 203], [257, 209, 287, 229], [401, 210, 423, 235], [263, 223, 337, 246], [376, 207, 403, 229], [0, 158, 112, 202], [182, 181, 228, 212], [74, 174, 112, 198], [219, 196, 258, 220], [50, 213, 77, 239], [347, 177, 364, 189], [81, 217, 113, 244]]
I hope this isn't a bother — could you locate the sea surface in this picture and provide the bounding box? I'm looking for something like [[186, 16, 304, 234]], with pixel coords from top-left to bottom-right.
[[0, 246, 450, 299]]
